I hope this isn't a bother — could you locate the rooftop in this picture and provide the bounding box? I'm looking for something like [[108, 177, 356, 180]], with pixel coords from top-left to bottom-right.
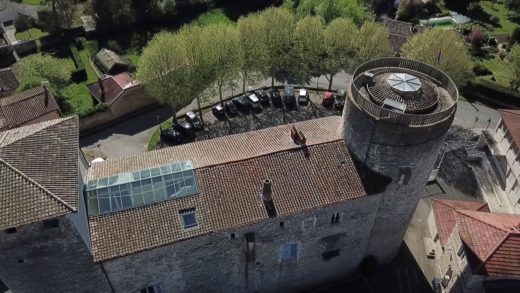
[[87, 117, 367, 261], [381, 18, 425, 52], [498, 110, 520, 149], [431, 198, 489, 247], [456, 210, 520, 279], [0, 117, 79, 230], [87, 72, 138, 105], [0, 86, 60, 130]]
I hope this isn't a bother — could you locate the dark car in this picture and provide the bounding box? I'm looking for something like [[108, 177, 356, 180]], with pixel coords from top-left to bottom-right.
[[271, 89, 282, 107], [297, 88, 309, 105], [173, 121, 193, 136], [160, 128, 182, 144], [322, 91, 334, 107], [336, 89, 346, 99], [232, 95, 250, 111], [258, 90, 270, 105], [284, 84, 296, 108], [185, 111, 203, 130], [334, 96, 345, 111], [246, 93, 261, 110], [224, 100, 238, 115], [212, 104, 226, 118]]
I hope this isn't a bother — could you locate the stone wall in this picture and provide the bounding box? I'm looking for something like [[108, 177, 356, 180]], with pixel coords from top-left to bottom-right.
[[0, 218, 112, 293], [79, 85, 157, 133], [102, 195, 380, 293]]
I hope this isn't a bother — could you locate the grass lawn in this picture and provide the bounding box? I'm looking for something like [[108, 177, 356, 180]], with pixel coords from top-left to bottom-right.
[[481, 1, 518, 35], [61, 84, 95, 116], [14, 28, 48, 41], [193, 9, 234, 26], [21, 0, 42, 5], [479, 55, 514, 87], [148, 120, 173, 151]]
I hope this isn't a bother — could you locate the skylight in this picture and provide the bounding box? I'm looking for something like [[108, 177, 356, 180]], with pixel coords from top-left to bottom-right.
[[387, 73, 422, 93], [85, 161, 198, 216]]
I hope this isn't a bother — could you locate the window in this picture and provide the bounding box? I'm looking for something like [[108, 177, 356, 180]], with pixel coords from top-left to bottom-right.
[[280, 243, 298, 261], [457, 245, 466, 259], [302, 217, 316, 229], [180, 208, 198, 229], [134, 284, 163, 293], [43, 219, 59, 229], [279, 221, 285, 228], [5, 227, 17, 234], [229, 232, 237, 239], [331, 213, 341, 224]]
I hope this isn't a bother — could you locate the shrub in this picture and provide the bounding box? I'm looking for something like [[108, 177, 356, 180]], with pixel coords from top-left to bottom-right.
[[489, 16, 500, 27], [74, 37, 86, 50], [499, 50, 507, 60], [469, 29, 487, 47], [473, 64, 492, 76], [489, 37, 497, 46], [464, 78, 520, 106], [510, 27, 520, 48], [71, 68, 87, 82], [14, 16, 32, 32], [107, 40, 123, 54]]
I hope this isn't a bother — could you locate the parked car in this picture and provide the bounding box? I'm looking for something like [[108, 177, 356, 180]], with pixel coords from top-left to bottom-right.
[[212, 104, 226, 118], [271, 89, 282, 107], [232, 95, 250, 111], [284, 84, 296, 108], [298, 88, 309, 104], [185, 111, 203, 130], [258, 90, 270, 105], [224, 100, 238, 115], [322, 91, 334, 107], [334, 96, 345, 111], [246, 92, 261, 110], [160, 128, 182, 144], [173, 121, 193, 136]]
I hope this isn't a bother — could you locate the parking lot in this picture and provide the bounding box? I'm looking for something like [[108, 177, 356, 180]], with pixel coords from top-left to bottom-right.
[[157, 89, 343, 149]]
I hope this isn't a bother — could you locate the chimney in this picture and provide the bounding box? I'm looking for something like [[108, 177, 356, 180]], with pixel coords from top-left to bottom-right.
[[98, 78, 106, 103], [261, 179, 277, 218], [43, 86, 49, 107], [290, 126, 300, 142], [298, 131, 306, 145]]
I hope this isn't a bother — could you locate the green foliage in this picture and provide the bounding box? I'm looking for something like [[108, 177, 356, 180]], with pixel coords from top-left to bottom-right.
[[294, 16, 325, 83], [59, 83, 95, 115], [193, 9, 233, 27], [473, 63, 493, 76], [292, 0, 372, 25], [510, 27, 520, 48], [510, 45, 520, 89], [402, 29, 473, 86], [505, 0, 520, 14], [14, 16, 32, 32], [92, 0, 136, 29], [18, 54, 73, 91], [356, 22, 393, 62], [465, 77, 520, 106]]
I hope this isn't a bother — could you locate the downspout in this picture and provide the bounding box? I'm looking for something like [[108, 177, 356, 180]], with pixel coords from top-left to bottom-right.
[[100, 262, 116, 293]]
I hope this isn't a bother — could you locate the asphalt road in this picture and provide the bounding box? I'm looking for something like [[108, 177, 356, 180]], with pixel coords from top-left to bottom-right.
[[80, 74, 501, 159]]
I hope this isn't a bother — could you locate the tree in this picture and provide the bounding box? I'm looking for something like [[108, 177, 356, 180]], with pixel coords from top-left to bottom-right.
[[356, 22, 393, 63], [322, 18, 359, 90], [14, 15, 32, 33], [18, 54, 73, 92], [294, 16, 325, 84], [402, 29, 473, 86], [40, 0, 79, 30], [92, 0, 136, 29], [505, 0, 520, 15], [260, 7, 296, 86], [509, 45, 520, 90], [237, 12, 268, 92], [292, 0, 372, 25], [469, 29, 487, 47]]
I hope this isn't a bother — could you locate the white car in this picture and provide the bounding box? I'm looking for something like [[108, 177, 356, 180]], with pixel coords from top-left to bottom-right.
[[247, 93, 261, 109], [298, 89, 309, 104]]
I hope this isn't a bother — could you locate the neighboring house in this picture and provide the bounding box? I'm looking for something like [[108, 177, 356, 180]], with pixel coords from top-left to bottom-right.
[[0, 9, 20, 26], [0, 67, 18, 98], [0, 86, 60, 131], [0, 23, 15, 68], [94, 48, 130, 75], [83, 72, 156, 131], [481, 110, 520, 214], [429, 198, 520, 292], [0, 58, 458, 292], [381, 17, 425, 52]]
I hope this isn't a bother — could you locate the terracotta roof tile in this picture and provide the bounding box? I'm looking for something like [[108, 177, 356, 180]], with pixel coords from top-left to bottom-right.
[[382, 18, 425, 51], [0, 86, 60, 129], [87, 73, 137, 105], [499, 110, 520, 150], [89, 140, 366, 262], [0, 116, 79, 217], [456, 210, 520, 278], [431, 198, 488, 246], [87, 116, 343, 181]]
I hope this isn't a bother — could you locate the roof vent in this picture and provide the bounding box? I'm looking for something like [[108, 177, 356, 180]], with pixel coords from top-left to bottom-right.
[[261, 179, 277, 218]]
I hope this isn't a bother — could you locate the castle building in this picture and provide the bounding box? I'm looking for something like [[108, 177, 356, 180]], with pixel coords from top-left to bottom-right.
[[0, 58, 458, 292]]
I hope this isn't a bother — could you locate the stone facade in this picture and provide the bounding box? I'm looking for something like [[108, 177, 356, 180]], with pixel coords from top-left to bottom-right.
[[103, 195, 380, 293]]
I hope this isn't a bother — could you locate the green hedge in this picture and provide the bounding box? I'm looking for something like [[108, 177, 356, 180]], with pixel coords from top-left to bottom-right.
[[463, 78, 520, 106]]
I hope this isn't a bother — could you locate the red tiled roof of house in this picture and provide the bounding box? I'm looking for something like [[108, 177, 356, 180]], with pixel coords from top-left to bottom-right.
[[431, 198, 489, 247], [87, 72, 138, 105], [456, 210, 520, 279], [498, 110, 520, 150], [0, 86, 60, 129]]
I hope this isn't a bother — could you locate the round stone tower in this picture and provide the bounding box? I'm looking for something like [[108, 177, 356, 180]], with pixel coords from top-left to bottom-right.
[[341, 58, 458, 263]]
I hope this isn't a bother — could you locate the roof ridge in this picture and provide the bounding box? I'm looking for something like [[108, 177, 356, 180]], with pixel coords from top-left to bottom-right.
[[0, 158, 76, 212], [432, 198, 487, 210], [455, 209, 509, 233], [482, 233, 510, 264], [2, 86, 44, 105], [0, 116, 73, 148]]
